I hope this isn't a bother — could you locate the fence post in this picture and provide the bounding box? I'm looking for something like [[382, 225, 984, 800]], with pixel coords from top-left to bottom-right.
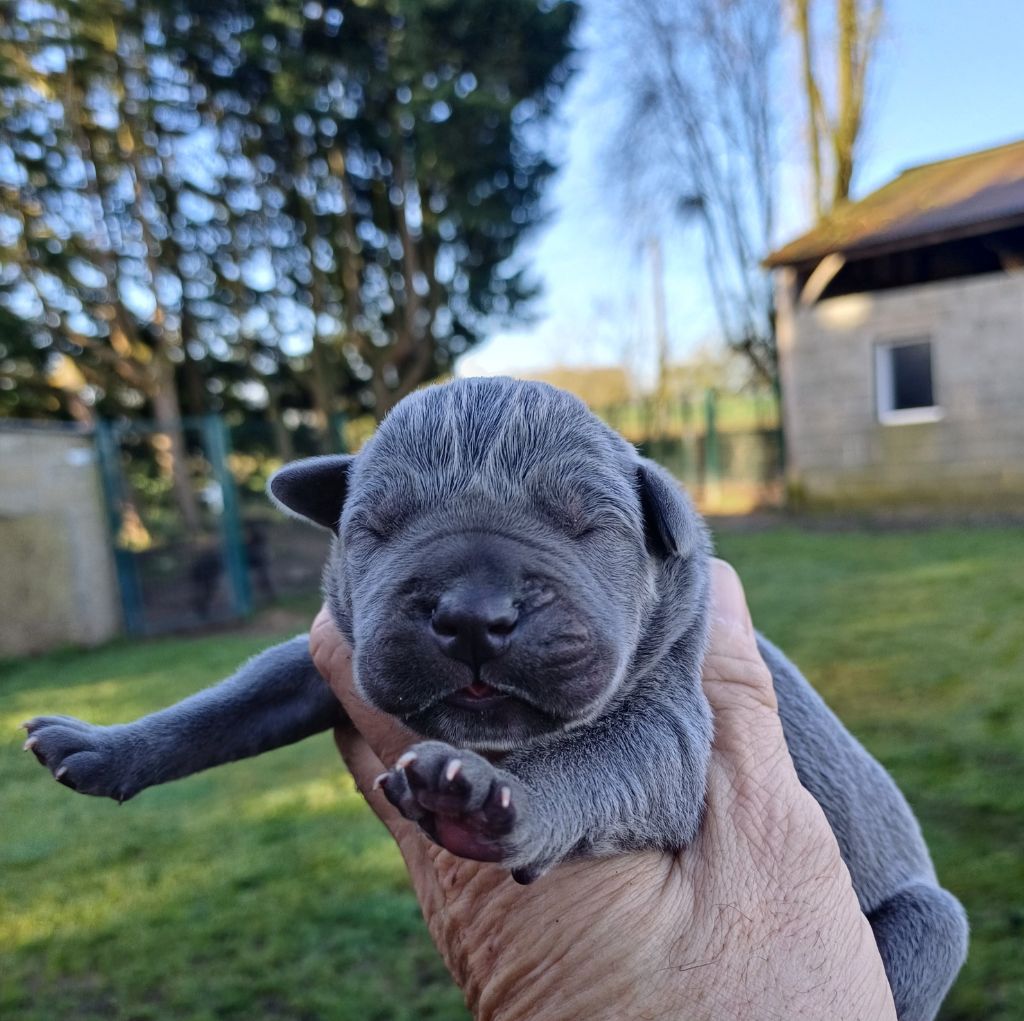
[[703, 389, 722, 508], [772, 373, 787, 475], [94, 420, 147, 636], [328, 411, 348, 453], [704, 388, 720, 480], [202, 415, 252, 618]]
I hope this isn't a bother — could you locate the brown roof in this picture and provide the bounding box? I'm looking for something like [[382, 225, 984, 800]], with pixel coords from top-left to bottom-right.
[[765, 138, 1024, 268]]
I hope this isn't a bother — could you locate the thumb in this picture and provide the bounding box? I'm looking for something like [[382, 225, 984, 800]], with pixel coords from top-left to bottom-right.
[[332, 725, 434, 864], [311, 608, 443, 876], [702, 559, 788, 760]]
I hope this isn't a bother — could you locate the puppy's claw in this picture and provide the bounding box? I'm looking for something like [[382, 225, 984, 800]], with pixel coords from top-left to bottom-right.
[[19, 720, 32, 731], [444, 759, 463, 783], [395, 751, 417, 771], [372, 771, 389, 791], [23, 737, 38, 752], [54, 766, 68, 781], [511, 864, 546, 885], [499, 785, 512, 809]]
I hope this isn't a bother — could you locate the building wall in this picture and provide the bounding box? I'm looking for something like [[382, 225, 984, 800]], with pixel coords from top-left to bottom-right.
[[0, 426, 121, 656], [776, 269, 1024, 506]]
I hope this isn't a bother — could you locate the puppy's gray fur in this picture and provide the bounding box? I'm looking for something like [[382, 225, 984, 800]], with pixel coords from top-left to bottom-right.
[[26, 377, 966, 1021]]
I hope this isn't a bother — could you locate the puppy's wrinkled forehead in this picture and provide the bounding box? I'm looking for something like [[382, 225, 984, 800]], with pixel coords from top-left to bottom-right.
[[350, 377, 638, 524]]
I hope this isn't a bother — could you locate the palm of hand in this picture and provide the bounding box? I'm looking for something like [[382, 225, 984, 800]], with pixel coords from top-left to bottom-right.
[[310, 565, 896, 1021]]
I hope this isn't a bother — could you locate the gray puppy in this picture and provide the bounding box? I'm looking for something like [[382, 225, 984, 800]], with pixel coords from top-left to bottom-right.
[[25, 377, 967, 1021]]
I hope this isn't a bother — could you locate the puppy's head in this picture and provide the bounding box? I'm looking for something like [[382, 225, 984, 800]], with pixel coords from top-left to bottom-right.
[[270, 377, 709, 751]]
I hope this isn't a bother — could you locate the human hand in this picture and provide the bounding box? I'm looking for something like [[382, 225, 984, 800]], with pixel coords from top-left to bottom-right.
[[310, 560, 897, 1021]]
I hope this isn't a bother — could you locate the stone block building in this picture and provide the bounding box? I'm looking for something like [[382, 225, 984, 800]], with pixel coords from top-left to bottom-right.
[[766, 139, 1024, 507]]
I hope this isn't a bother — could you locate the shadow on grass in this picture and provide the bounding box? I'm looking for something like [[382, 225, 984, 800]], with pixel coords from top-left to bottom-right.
[[2, 618, 468, 1021], [3, 730, 469, 1021]]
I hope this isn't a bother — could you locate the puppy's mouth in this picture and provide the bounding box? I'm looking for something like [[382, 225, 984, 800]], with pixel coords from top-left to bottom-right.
[[444, 680, 510, 710]]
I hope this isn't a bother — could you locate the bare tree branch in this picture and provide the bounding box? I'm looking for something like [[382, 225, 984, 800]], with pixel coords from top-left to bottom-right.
[[792, 0, 885, 217], [602, 0, 780, 385]]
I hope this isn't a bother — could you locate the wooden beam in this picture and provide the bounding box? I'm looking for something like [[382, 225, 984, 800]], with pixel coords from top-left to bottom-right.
[[799, 252, 846, 305]]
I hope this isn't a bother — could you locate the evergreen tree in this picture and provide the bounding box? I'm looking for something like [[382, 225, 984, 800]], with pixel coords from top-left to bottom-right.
[[0, 0, 578, 442]]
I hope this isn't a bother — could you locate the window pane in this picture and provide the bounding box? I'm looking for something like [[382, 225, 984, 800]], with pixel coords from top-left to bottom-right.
[[891, 342, 934, 410]]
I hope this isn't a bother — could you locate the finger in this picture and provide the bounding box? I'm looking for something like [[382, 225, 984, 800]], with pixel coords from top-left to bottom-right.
[[333, 726, 409, 832], [703, 559, 777, 712], [310, 606, 354, 696], [338, 682, 420, 767], [333, 726, 440, 882], [710, 557, 753, 635], [333, 724, 385, 796], [701, 564, 833, 859], [311, 606, 420, 765], [702, 560, 789, 764]]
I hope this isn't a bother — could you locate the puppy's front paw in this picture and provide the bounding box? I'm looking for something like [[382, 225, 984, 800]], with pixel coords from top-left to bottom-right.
[[377, 740, 527, 868], [22, 716, 138, 802]]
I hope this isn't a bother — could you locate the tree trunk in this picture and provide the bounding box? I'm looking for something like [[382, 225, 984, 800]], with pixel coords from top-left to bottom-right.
[[290, 165, 337, 453], [648, 235, 672, 439], [307, 341, 337, 453], [179, 339, 207, 418], [833, 0, 858, 207], [792, 0, 827, 220], [151, 354, 201, 531], [791, 0, 883, 217], [264, 376, 294, 462]]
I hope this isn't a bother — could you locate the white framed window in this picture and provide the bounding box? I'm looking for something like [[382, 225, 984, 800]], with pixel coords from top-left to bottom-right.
[[874, 339, 942, 425]]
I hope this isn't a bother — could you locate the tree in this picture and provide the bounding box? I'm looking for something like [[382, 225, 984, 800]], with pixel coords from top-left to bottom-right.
[[0, 0, 205, 523], [792, 0, 885, 219], [600, 0, 781, 387], [0, 0, 579, 446], [174, 0, 579, 422]]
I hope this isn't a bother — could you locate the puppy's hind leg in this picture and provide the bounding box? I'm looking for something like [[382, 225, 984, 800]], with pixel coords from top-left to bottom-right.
[[868, 880, 968, 1021]]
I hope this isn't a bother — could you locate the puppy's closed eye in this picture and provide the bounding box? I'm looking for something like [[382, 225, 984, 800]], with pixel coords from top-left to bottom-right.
[[349, 491, 419, 541], [536, 489, 602, 541]]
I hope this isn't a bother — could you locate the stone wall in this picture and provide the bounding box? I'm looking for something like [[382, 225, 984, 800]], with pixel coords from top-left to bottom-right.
[[776, 269, 1024, 506], [0, 425, 121, 657]]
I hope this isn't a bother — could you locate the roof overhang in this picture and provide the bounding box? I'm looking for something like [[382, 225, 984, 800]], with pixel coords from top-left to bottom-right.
[[766, 210, 1024, 271]]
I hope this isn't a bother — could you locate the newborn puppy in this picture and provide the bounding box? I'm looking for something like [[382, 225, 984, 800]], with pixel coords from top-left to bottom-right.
[[24, 377, 966, 1021]]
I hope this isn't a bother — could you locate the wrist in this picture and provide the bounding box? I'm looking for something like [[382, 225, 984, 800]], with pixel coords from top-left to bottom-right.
[[677, 857, 898, 1021], [697, 915, 897, 1021], [429, 853, 896, 1021]]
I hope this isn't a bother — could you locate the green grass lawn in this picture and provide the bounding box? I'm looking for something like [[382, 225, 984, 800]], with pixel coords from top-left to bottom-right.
[[2, 525, 1022, 1020], [719, 526, 1024, 1021]]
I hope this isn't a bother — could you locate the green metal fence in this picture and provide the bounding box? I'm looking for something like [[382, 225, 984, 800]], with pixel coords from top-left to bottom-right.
[[95, 416, 253, 636], [93, 413, 340, 637], [599, 390, 785, 508], [93, 394, 781, 635]]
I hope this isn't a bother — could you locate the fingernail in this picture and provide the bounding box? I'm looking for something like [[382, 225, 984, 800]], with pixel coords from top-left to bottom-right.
[[710, 560, 754, 634]]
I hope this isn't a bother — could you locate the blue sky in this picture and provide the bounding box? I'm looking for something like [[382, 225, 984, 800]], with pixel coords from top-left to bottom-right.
[[460, 0, 1024, 379]]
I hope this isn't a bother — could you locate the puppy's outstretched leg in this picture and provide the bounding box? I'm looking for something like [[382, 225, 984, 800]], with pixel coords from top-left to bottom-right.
[[24, 636, 344, 802], [868, 880, 969, 1021]]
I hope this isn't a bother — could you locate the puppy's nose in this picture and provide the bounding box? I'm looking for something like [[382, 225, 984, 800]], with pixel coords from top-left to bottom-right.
[[430, 589, 519, 666]]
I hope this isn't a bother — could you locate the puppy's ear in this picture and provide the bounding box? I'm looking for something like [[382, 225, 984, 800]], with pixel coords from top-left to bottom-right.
[[636, 459, 707, 560], [268, 455, 354, 533]]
